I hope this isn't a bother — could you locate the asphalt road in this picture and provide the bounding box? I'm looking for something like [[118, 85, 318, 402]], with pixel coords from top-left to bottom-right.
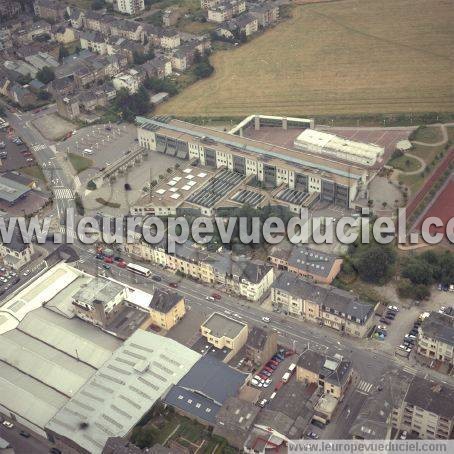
[[0, 420, 50, 454], [5, 107, 77, 222]]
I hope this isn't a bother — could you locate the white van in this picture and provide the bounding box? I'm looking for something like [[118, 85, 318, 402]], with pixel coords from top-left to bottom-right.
[[270, 392, 277, 400], [83, 148, 94, 155]]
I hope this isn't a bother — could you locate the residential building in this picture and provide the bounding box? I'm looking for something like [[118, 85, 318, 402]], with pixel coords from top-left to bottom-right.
[[392, 376, 454, 439], [116, 0, 145, 16], [0, 223, 34, 270], [159, 28, 181, 49], [207, 0, 246, 23], [139, 58, 172, 79], [271, 271, 374, 338], [416, 311, 454, 366], [80, 31, 108, 55], [112, 68, 143, 93], [250, 3, 280, 28], [0, 0, 21, 20], [49, 76, 76, 96], [14, 20, 52, 45], [137, 116, 366, 208], [268, 243, 343, 284], [83, 11, 116, 35], [162, 8, 182, 26], [110, 19, 144, 42], [68, 7, 85, 29], [56, 94, 80, 120], [33, 0, 67, 22], [8, 83, 37, 108], [226, 13, 258, 37], [297, 350, 353, 400], [146, 288, 186, 330], [201, 0, 221, 9], [200, 312, 248, 362], [51, 23, 78, 44], [245, 326, 278, 368], [214, 397, 260, 449]]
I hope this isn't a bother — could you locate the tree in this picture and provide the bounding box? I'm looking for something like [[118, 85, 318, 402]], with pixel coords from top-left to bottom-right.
[[133, 50, 155, 65], [36, 66, 55, 84], [112, 86, 151, 122], [143, 77, 178, 96], [401, 259, 434, 286], [18, 73, 32, 85], [352, 244, 396, 284], [131, 427, 154, 449], [194, 56, 214, 79]]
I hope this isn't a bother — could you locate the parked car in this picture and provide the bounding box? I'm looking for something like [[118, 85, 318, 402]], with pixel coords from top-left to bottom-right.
[[212, 293, 221, 300], [152, 275, 162, 282], [388, 305, 399, 312], [262, 316, 270, 323], [379, 318, 391, 325], [266, 363, 277, 370], [385, 313, 395, 320], [206, 296, 215, 301], [258, 399, 268, 408], [2, 420, 14, 429], [306, 432, 319, 439], [20, 431, 30, 438]]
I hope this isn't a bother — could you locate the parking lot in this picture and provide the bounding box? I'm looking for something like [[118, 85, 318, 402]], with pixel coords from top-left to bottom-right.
[[0, 132, 36, 171], [57, 122, 137, 182]]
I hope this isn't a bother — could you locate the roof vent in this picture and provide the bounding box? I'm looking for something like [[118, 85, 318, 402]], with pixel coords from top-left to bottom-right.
[[133, 360, 150, 373]]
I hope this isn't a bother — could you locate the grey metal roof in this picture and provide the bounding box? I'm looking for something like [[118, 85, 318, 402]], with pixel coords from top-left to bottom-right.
[[73, 277, 124, 306], [202, 312, 247, 340], [149, 288, 182, 313], [176, 355, 248, 405], [46, 330, 201, 454], [0, 176, 30, 203]]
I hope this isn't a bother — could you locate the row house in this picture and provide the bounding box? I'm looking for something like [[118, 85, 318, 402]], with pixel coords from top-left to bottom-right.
[[139, 58, 172, 79], [112, 68, 145, 93], [207, 0, 246, 23], [83, 11, 116, 35], [171, 38, 211, 71], [117, 0, 145, 16], [123, 237, 273, 302], [68, 7, 85, 30], [110, 19, 144, 42], [51, 23, 78, 44], [267, 243, 343, 284], [271, 271, 374, 338], [201, 0, 221, 9], [33, 0, 67, 22], [223, 13, 258, 38]]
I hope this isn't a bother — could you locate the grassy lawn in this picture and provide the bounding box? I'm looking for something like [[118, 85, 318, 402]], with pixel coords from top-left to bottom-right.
[[68, 152, 93, 174], [411, 125, 444, 143], [157, 0, 454, 117], [18, 165, 46, 182], [447, 126, 454, 142], [388, 154, 422, 172], [179, 19, 216, 34], [399, 172, 424, 195]]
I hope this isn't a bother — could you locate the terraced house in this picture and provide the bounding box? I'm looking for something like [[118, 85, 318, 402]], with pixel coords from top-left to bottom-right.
[[271, 271, 374, 337]]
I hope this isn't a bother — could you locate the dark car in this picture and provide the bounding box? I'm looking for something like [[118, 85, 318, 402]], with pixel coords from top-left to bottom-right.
[[20, 431, 30, 438], [385, 314, 395, 320], [379, 318, 391, 325], [311, 420, 326, 430], [152, 275, 162, 282], [50, 449, 62, 454], [409, 329, 418, 336], [124, 183, 131, 190], [95, 253, 104, 260], [114, 256, 122, 262]]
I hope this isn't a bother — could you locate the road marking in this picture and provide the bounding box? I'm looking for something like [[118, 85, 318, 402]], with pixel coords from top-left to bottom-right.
[[356, 380, 374, 395], [54, 187, 74, 200], [403, 365, 417, 375], [32, 144, 46, 152]]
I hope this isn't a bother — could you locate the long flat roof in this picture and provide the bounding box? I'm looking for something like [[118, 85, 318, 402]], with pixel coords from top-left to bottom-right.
[[202, 312, 247, 339], [136, 117, 366, 186], [46, 330, 201, 454]]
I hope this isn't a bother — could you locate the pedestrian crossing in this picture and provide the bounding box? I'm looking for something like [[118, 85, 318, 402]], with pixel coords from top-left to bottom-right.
[[32, 144, 46, 152], [356, 380, 374, 395], [54, 187, 74, 200], [403, 365, 417, 375]]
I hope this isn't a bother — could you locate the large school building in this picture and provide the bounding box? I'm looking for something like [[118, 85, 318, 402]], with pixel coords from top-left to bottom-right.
[[136, 116, 368, 209]]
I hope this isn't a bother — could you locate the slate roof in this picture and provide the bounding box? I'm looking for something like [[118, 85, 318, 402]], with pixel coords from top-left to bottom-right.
[[420, 311, 454, 346], [148, 288, 182, 313]]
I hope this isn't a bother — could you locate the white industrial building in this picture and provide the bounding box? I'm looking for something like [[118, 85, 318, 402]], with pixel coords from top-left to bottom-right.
[[46, 329, 201, 453], [294, 129, 384, 166]]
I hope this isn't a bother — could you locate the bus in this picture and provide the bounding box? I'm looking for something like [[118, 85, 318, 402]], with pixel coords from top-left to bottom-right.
[[282, 372, 291, 383], [288, 363, 297, 374], [126, 263, 152, 277]]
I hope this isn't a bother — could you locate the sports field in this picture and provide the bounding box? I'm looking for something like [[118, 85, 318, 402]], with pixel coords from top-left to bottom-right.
[[157, 0, 454, 117]]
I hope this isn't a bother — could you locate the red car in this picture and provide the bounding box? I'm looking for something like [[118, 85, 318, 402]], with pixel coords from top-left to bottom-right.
[[212, 293, 221, 300], [258, 374, 267, 381], [169, 282, 178, 288], [117, 261, 126, 268], [269, 359, 279, 366], [264, 367, 273, 373], [104, 256, 113, 264]]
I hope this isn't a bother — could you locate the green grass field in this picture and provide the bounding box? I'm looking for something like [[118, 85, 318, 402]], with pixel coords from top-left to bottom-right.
[[388, 154, 422, 172], [157, 0, 454, 118], [68, 152, 93, 174]]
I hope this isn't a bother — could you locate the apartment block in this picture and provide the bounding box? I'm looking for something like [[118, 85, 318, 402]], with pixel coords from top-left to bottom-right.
[[116, 0, 145, 15], [392, 376, 454, 439], [245, 326, 278, 368], [416, 311, 454, 366], [271, 271, 374, 338], [146, 288, 186, 330], [207, 0, 246, 23]]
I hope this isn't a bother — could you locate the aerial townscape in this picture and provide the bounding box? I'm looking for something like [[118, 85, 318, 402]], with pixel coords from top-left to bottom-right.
[[0, 0, 453, 453]]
